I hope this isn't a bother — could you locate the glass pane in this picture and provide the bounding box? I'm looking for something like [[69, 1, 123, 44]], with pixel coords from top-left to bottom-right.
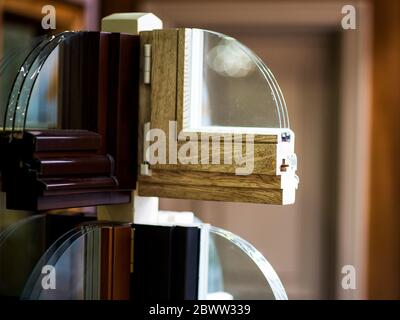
[[3, 32, 75, 136], [0, 32, 43, 133], [2, 31, 103, 137], [184, 29, 289, 130], [25, 45, 60, 130], [0, 203, 100, 299], [21, 224, 104, 300], [207, 226, 287, 300]]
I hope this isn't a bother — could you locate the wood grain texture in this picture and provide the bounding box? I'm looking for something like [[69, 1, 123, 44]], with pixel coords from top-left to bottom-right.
[[150, 29, 178, 133], [139, 169, 282, 189], [178, 133, 279, 144], [139, 182, 283, 204], [151, 142, 277, 175]]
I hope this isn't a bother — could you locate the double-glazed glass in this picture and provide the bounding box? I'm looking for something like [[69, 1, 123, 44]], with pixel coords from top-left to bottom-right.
[[184, 29, 289, 131], [21, 223, 106, 300], [3, 32, 75, 136], [206, 226, 287, 300], [2, 31, 105, 137], [0, 34, 44, 133], [0, 199, 106, 300]]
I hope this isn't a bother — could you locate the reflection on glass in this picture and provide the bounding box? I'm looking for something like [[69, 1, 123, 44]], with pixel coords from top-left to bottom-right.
[[0, 29, 43, 132], [3, 32, 74, 136], [184, 29, 289, 130], [207, 226, 287, 300], [25, 46, 60, 130], [0, 194, 103, 300], [22, 224, 103, 300], [2, 31, 104, 136]]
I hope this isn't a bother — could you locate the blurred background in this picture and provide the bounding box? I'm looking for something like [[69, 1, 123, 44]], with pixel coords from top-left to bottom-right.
[[0, 0, 399, 300]]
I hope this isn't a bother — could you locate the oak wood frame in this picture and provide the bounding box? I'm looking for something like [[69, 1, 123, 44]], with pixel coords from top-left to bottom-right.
[[137, 28, 298, 205]]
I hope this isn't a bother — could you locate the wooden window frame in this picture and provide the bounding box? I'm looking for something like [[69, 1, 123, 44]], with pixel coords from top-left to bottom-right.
[[137, 28, 298, 205]]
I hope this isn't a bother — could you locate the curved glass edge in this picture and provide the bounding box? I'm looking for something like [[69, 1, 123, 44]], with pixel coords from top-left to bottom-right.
[[4, 35, 57, 131], [21, 221, 127, 300], [12, 219, 288, 300], [209, 225, 288, 300], [0, 37, 44, 132], [184, 28, 290, 130], [232, 33, 289, 128], [21, 223, 99, 300], [248, 48, 289, 128], [3, 31, 76, 138]]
